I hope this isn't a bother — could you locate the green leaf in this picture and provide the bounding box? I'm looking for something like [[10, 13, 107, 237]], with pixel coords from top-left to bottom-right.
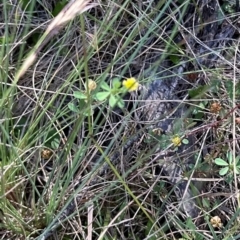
[[227, 152, 233, 164], [52, 0, 68, 17], [185, 121, 197, 129], [21, 0, 34, 11], [73, 91, 87, 99], [208, 80, 220, 93], [109, 94, 117, 108], [189, 85, 209, 98], [226, 174, 233, 184], [68, 102, 79, 113], [198, 102, 206, 109], [222, 3, 235, 14], [182, 138, 189, 145], [193, 111, 204, 120], [192, 102, 206, 117], [100, 81, 111, 91], [202, 198, 210, 208], [215, 158, 229, 166], [225, 81, 234, 100], [186, 217, 196, 230], [112, 78, 121, 89], [169, 54, 180, 64], [95, 91, 110, 101], [51, 138, 60, 149], [45, 129, 60, 149], [236, 155, 240, 164], [117, 98, 124, 108], [219, 167, 229, 176], [83, 108, 94, 116], [145, 219, 157, 240]]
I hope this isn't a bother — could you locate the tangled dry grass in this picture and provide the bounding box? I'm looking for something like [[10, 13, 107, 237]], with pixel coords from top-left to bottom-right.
[[1, 0, 240, 239]]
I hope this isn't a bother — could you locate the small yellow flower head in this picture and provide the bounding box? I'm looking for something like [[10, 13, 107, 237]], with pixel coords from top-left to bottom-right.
[[210, 216, 223, 228], [210, 102, 221, 114], [171, 135, 181, 147], [88, 79, 97, 91], [152, 128, 162, 136], [41, 149, 53, 160], [122, 77, 139, 92]]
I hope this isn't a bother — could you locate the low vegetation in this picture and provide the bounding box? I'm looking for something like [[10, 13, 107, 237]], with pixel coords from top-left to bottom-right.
[[0, 0, 240, 239]]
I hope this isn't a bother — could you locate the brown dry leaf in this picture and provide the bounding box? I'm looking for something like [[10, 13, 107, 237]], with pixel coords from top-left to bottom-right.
[[186, 72, 198, 82]]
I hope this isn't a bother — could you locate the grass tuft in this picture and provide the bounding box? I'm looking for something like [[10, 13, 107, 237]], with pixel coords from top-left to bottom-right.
[[0, 0, 240, 239]]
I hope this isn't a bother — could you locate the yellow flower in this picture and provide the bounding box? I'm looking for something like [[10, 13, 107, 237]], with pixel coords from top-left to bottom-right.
[[122, 77, 139, 92], [171, 135, 181, 147]]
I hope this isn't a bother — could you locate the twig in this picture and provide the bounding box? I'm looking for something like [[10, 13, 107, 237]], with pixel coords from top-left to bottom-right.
[[187, 104, 240, 136]]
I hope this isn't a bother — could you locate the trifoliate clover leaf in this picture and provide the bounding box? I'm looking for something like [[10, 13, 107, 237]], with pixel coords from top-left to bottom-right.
[[100, 81, 111, 91], [109, 94, 118, 108], [112, 78, 121, 89], [73, 91, 87, 99], [215, 158, 229, 166], [96, 91, 110, 101], [68, 102, 79, 113], [182, 138, 189, 145], [219, 167, 229, 176]]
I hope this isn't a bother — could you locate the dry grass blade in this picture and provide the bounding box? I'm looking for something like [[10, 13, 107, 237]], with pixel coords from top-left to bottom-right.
[[46, 0, 97, 33], [16, 0, 98, 80], [87, 204, 94, 240], [2, 0, 240, 238]]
